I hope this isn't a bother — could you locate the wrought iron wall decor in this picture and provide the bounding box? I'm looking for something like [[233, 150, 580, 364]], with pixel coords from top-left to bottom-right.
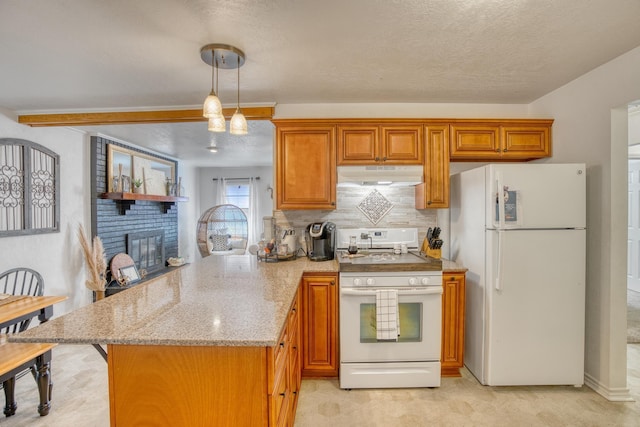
[[0, 138, 60, 237]]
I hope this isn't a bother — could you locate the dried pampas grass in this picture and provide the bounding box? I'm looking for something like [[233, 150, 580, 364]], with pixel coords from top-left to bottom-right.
[[78, 225, 107, 292]]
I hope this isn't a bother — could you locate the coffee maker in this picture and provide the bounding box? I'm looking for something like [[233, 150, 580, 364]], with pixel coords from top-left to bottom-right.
[[305, 222, 336, 261]]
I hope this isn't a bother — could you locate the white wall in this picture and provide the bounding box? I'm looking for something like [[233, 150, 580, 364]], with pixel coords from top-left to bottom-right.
[[177, 160, 199, 264], [274, 103, 530, 119], [529, 45, 640, 401], [630, 106, 640, 147], [0, 110, 91, 314]]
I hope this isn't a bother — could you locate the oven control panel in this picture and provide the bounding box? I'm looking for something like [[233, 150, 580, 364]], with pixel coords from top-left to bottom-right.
[[340, 271, 442, 288]]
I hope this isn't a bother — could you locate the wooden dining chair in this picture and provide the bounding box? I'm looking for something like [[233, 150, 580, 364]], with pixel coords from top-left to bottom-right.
[[0, 268, 44, 335], [0, 267, 45, 384]]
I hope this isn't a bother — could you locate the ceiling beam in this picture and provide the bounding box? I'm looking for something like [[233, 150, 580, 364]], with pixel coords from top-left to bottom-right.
[[17, 106, 275, 127]]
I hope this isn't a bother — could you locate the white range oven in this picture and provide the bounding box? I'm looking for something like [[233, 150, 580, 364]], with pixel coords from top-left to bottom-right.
[[337, 228, 443, 389]]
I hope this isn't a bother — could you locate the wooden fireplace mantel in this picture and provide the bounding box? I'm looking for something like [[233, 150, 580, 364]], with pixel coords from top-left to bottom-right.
[[100, 192, 188, 214], [100, 192, 188, 202]]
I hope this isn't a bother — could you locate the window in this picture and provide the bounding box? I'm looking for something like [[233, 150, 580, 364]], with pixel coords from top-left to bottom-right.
[[225, 180, 250, 215], [0, 138, 59, 237]]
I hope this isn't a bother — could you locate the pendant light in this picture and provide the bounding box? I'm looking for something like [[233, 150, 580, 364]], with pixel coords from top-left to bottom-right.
[[230, 55, 248, 135], [200, 44, 247, 135], [206, 56, 226, 132], [202, 54, 224, 127]]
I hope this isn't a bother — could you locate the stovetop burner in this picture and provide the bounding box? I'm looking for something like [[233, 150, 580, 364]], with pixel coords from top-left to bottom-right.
[[338, 250, 442, 272], [336, 227, 442, 272]]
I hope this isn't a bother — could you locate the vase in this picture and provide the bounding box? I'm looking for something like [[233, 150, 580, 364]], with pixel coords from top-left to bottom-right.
[[133, 186, 143, 194]]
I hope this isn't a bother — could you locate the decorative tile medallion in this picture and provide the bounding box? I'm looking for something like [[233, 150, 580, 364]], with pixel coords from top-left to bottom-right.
[[357, 189, 393, 225]]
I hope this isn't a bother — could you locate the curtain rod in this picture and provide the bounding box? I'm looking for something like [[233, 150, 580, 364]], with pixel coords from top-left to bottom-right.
[[212, 176, 260, 181]]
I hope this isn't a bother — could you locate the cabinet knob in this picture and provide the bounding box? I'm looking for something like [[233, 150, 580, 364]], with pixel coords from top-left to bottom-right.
[[503, 148, 508, 152], [330, 281, 335, 286], [280, 342, 285, 348], [427, 200, 432, 205], [495, 148, 500, 152], [280, 392, 286, 397], [382, 157, 387, 161], [375, 157, 380, 161], [331, 202, 335, 206]]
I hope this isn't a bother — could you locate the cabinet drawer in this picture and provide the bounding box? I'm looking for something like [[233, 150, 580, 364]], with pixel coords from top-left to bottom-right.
[[269, 363, 289, 427], [274, 327, 288, 376], [288, 291, 299, 334]]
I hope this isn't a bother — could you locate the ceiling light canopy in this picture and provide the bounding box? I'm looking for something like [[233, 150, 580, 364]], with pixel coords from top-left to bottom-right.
[[200, 44, 247, 136]]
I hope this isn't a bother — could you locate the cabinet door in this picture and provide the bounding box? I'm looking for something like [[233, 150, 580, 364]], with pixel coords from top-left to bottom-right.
[[276, 125, 336, 209], [449, 123, 501, 160], [416, 125, 450, 209], [500, 122, 551, 160], [380, 125, 423, 164], [337, 125, 379, 165], [441, 273, 466, 377], [301, 274, 338, 377]]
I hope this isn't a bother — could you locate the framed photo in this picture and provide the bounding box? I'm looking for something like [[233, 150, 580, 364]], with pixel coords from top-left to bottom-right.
[[119, 264, 141, 284]]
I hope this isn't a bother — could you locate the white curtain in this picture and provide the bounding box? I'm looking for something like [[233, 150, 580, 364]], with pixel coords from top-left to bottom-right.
[[248, 177, 261, 245], [215, 177, 226, 205]]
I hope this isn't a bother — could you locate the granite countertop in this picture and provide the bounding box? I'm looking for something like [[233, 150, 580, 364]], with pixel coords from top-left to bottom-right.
[[440, 258, 468, 273], [11, 255, 337, 348], [12, 253, 465, 348]]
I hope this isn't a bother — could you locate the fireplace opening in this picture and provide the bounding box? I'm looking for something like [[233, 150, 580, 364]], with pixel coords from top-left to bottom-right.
[[127, 230, 165, 275]]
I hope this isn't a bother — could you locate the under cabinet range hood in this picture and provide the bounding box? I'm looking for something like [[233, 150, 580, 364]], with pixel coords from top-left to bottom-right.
[[337, 165, 423, 187]]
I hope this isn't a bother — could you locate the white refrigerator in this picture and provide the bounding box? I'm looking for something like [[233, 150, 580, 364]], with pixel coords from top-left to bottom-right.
[[450, 163, 586, 386]]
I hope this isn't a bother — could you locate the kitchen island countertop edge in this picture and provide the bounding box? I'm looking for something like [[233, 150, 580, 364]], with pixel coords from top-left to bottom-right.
[[11, 255, 337, 348]]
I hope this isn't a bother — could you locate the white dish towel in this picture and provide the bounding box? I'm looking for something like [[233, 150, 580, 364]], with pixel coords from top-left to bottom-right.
[[376, 289, 400, 341]]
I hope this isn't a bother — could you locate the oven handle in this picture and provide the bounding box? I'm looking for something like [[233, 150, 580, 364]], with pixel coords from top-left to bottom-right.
[[340, 288, 443, 296]]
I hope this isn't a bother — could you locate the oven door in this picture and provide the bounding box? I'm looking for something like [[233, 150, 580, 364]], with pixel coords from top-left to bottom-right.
[[340, 287, 442, 363]]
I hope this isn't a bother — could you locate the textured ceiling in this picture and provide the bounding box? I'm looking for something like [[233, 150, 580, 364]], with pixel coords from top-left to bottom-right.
[[2, 0, 640, 165]]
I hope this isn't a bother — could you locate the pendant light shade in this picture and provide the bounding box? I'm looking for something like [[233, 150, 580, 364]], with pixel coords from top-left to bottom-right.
[[203, 54, 223, 120], [203, 91, 223, 119], [200, 44, 247, 136], [208, 115, 226, 132], [230, 108, 248, 135]]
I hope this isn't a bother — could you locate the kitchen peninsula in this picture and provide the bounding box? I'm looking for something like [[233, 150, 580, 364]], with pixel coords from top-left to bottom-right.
[[11, 255, 336, 426], [12, 254, 464, 426]]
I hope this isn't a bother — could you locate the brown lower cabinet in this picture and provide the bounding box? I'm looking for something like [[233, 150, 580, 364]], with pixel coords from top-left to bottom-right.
[[301, 273, 339, 377], [298, 271, 465, 379], [441, 272, 466, 377], [107, 287, 301, 427]]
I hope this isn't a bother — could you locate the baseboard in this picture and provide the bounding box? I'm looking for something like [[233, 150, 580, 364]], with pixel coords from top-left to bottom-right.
[[584, 372, 634, 402]]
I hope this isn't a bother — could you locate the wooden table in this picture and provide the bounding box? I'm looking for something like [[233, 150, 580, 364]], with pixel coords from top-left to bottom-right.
[[0, 296, 67, 331], [1, 295, 66, 416]]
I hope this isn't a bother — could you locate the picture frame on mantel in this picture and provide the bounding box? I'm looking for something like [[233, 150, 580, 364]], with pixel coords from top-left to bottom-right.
[[119, 264, 141, 285], [107, 144, 176, 194]]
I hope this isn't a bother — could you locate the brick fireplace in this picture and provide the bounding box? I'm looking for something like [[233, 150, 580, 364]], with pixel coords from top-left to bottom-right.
[[90, 136, 179, 282]]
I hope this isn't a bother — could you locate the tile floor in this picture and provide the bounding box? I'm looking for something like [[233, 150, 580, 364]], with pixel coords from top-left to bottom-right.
[[1, 344, 640, 426]]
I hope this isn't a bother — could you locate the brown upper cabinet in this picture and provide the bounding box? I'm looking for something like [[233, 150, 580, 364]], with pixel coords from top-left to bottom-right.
[[449, 119, 552, 161], [416, 124, 450, 209], [274, 121, 337, 210], [273, 118, 552, 211], [337, 123, 423, 165]]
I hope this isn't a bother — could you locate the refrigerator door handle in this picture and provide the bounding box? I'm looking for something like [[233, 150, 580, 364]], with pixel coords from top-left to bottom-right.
[[496, 172, 505, 229], [495, 230, 504, 291]]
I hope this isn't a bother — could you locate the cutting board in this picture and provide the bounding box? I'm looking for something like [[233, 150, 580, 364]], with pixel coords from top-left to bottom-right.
[[110, 253, 135, 285]]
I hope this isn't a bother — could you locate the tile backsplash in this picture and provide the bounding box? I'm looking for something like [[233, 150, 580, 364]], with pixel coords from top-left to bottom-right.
[[273, 186, 438, 249]]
